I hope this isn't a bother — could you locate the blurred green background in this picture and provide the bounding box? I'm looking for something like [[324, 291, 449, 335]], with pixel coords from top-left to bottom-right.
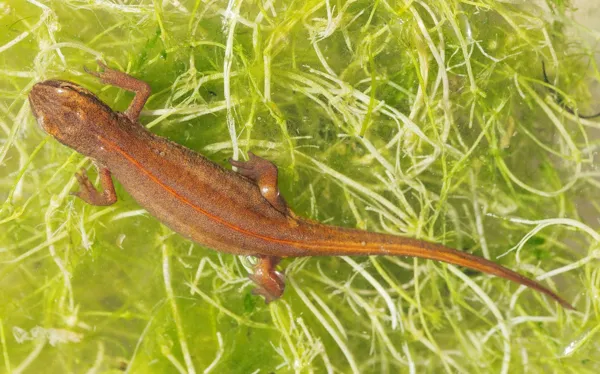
[[1, 0, 599, 373]]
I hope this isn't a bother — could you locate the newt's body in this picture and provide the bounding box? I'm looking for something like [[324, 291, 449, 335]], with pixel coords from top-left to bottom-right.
[[28, 62, 573, 309]]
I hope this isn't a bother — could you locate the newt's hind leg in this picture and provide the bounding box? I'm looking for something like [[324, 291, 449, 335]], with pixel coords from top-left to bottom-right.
[[249, 255, 285, 303], [85, 60, 151, 122], [229, 152, 288, 215]]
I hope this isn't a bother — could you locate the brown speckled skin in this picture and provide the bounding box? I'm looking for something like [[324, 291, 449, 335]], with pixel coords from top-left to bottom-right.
[[28, 65, 574, 309]]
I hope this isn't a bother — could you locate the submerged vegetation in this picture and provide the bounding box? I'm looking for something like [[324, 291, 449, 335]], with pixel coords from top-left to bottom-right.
[[1, 0, 599, 373]]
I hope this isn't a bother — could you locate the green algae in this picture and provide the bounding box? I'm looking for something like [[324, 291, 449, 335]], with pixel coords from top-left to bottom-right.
[[0, 1, 599, 373]]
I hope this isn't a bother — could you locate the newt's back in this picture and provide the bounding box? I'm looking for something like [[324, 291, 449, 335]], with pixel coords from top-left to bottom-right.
[[94, 117, 304, 256]]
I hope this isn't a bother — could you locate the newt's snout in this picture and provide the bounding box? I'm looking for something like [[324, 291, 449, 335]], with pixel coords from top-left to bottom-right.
[[29, 80, 69, 107], [29, 79, 112, 142], [29, 80, 73, 135], [28, 81, 49, 119]]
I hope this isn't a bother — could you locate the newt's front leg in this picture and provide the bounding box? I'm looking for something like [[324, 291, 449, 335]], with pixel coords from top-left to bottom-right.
[[72, 166, 117, 206], [249, 255, 285, 303], [85, 61, 151, 122]]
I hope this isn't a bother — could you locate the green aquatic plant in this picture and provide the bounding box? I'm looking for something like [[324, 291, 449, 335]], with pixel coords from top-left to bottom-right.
[[1, 0, 599, 373]]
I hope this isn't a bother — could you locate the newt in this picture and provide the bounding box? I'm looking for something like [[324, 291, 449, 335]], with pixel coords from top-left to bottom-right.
[[28, 62, 573, 309]]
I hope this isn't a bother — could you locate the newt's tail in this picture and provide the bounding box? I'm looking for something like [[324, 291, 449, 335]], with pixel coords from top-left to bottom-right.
[[292, 224, 574, 310]]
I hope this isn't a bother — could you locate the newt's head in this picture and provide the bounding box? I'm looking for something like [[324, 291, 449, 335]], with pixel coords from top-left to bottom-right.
[[29, 80, 114, 147]]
